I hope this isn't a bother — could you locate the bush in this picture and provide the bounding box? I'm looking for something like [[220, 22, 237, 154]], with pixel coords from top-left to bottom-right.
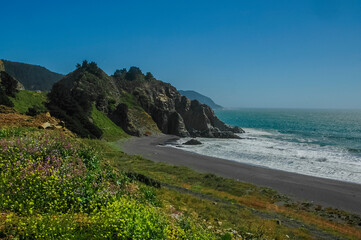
[[26, 105, 47, 116], [2, 198, 169, 239]]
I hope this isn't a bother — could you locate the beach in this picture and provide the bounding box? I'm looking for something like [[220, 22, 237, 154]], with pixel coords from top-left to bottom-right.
[[121, 135, 361, 215]]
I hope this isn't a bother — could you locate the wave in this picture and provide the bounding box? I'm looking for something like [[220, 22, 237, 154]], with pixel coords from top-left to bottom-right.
[[168, 128, 361, 184], [348, 148, 361, 154]]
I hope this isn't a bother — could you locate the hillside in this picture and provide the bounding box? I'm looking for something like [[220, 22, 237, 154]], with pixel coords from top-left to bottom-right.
[[0, 59, 64, 90], [179, 90, 223, 109], [47, 61, 161, 139], [48, 62, 242, 139]]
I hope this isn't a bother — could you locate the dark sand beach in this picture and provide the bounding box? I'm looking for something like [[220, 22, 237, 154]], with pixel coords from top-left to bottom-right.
[[121, 135, 361, 215]]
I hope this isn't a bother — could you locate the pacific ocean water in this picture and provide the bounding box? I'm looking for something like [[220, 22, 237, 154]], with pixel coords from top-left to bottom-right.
[[172, 109, 361, 184]]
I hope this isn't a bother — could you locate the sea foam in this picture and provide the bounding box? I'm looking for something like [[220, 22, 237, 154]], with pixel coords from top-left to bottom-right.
[[168, 128, 361, 184]]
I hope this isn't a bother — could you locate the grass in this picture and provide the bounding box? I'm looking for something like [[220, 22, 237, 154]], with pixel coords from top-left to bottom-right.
[[0, 128, 213, 239], [119, 92, 143, 111], [10, 90, 47, 114], [90, 104, 129, 141]]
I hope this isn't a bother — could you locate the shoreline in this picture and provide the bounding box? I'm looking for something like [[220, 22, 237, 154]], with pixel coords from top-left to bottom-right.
[[121, 135, 361, 215]]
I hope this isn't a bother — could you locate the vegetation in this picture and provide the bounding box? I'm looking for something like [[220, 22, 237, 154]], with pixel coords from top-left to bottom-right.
[[0, 71, 18, 97], [1, 119, 361, 239], [0, 71, 19, 107], [90, 104, 129, 141], [0, 87, 13, 107], [0, 129, 212, 239], [47, 77, 103, 139], [104, 141, 361, 240], [113, 66, 155, 82], [1, 59, 63, 91], [9, 90, 47, 114], [48, 61, 161, 139], [118, 92, 143, 110]]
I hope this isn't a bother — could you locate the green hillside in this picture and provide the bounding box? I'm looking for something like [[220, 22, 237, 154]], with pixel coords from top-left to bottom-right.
[[10, 90, 47, 114], [91, 104, 129, 141]]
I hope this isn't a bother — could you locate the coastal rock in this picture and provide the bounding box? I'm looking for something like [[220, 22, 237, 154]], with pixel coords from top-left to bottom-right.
[[115, 76, 243, 138], [183, 139, 202, 145], [110, 103, 160, 136]]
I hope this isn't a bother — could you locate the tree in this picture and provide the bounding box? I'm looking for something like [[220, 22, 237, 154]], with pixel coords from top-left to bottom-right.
[[81, 60, 88, 68], [125, 66, 144, 81], [145, 72, 155, 81], [0, 71, 19, 97], [113, 68, 127, 78]]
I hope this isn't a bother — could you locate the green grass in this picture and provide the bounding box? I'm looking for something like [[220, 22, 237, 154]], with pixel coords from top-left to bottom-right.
[[119, 92, 143, 110], [10, 90, 47, 114], [91, 104, 129, 141]]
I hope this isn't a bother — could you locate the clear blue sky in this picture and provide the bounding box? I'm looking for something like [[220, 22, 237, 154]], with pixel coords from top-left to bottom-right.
[[1, 0, 360, 108]]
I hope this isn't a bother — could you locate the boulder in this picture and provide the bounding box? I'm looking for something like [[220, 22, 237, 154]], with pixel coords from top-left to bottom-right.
[[39, 122, 54, 129], [183, 139, 202, 145]]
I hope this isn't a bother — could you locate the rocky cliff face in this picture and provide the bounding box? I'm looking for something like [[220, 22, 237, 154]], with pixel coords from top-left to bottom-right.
[[115, 77, 243, 138]]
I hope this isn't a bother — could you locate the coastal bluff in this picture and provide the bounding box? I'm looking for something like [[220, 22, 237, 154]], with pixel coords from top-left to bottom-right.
[[47, 62, 243, 139]]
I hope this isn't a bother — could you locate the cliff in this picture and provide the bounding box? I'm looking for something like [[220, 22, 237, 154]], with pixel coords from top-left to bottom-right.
[[115, 76, 243, 138]]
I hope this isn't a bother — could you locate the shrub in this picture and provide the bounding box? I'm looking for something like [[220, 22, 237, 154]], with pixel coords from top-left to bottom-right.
[[0, 130, 213, 239]]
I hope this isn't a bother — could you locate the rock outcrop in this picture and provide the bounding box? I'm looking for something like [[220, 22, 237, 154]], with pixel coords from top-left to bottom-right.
[[115, 77, 243, 138], [183, 139, 202, 145]]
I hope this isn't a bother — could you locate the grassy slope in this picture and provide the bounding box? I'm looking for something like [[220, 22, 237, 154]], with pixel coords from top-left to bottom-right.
[[0, 128, 212, 239], [118, 92, 143, 111], [90, 104, 129, 141], [10, 90, 47, 114], [1, 120, 360, 239]]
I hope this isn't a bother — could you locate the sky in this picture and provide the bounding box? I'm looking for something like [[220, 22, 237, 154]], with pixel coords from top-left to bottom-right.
[[1, 0, 360, 109]]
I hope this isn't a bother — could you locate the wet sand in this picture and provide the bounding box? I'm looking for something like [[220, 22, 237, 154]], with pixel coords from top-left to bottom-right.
[[121, 135, 361, 215]]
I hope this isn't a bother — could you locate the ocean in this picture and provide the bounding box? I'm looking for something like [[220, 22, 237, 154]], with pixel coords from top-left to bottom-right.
[[171, 109, 361, 184]]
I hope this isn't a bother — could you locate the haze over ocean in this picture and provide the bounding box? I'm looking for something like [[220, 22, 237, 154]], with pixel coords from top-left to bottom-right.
[[171, 109, 361, 183]]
